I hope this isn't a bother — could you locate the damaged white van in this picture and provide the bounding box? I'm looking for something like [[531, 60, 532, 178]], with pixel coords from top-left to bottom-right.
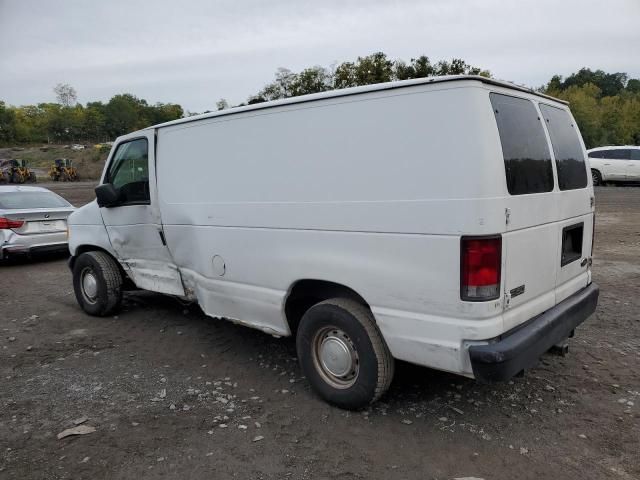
[[67, 76, 599, 409]]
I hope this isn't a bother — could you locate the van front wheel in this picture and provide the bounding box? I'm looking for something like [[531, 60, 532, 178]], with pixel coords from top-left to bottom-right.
[[296, 298, 394, 410], [72, 251, 123, 316]]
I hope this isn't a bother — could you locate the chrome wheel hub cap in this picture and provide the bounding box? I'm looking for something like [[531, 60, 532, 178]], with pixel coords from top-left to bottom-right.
[[81, 268, 98, 303], [313, 327, 359, 388]]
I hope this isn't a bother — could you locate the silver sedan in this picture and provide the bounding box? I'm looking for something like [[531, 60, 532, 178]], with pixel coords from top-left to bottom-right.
[[0, 185, 75, 259]]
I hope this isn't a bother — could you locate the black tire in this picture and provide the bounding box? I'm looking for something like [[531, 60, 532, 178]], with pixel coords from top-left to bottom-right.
[[72, 251, 123, 316], [296, 298, 394, 410], [591, 169, 602, 186]]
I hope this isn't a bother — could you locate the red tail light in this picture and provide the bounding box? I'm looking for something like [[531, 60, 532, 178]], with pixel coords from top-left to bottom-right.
[[461, 236, 502, 301], [0, 217, 25, 230]]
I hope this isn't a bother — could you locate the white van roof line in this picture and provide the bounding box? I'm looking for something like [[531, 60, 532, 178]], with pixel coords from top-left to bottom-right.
[[147, 75, 568, 131]]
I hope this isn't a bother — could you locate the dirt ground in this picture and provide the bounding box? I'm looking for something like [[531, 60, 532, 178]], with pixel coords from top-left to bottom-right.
[[1, 183, 638, 480]]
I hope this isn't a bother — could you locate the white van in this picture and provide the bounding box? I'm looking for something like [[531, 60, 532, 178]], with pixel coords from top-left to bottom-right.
[[67, 76, 599, 409]]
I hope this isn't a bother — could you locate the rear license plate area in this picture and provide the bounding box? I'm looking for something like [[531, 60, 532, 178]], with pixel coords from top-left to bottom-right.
[[561, 223, 583, 266], [35, 220, 66, 233]]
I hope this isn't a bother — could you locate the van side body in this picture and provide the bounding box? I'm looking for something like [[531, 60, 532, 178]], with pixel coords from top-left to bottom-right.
[[68, 76, 598, 404]]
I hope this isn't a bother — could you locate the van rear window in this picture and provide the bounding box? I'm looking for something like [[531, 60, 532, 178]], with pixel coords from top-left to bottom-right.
[[539, 104, 588, 190], [490, 93, 554, 195]]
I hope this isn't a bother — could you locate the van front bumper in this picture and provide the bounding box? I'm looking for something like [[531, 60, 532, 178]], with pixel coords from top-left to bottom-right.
[[469, 283, 599, 383]]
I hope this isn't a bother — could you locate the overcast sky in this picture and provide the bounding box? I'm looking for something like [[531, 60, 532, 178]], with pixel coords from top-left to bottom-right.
[[1, 0, 638, 112]]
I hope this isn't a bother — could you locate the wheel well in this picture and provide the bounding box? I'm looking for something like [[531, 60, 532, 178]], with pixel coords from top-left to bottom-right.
[[71, 246, 132, 288], [71, 245, 113, 267], [284, 279, 369, 335]]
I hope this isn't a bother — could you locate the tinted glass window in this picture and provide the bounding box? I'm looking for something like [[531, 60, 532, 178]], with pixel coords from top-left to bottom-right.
[[631, 149, 640, 160], [588, 150, 604, 159], [106, 138, 150, 204], [604, 149, 631, 160], [539, 104, 588, 190], [0, 191, 71, 209], [490, 93, 554, 195]]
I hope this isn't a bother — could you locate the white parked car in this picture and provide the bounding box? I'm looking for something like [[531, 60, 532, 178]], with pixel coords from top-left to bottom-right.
[[587, 146, 640, 185], [0, 186, 75, 260], [71, 144, 85, 151], [67, 76, 598, 409]]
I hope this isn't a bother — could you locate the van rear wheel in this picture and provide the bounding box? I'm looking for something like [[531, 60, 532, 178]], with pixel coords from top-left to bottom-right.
[[72, 251, 123, 316], [591, 169, 602, 186], [296, 298, 394, 410]]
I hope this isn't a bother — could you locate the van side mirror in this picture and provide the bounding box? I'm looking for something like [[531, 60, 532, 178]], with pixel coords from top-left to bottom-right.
[[95, 183, 121, 208]]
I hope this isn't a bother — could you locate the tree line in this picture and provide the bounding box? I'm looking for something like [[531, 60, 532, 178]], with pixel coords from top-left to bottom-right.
[[0, 86, 183, 145], [542, 68, 640, 148], [0, 52, 638, 149], [240, 53, 490, 104]]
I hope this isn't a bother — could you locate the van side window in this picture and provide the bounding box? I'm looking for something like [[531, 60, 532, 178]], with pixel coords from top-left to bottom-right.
[[539, 104, 588, 190], [106, 138, 150, 205], [490, 93, 554, 195]]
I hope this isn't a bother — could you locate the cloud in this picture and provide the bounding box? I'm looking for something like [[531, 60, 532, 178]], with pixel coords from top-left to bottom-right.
[[1, 0, 638, 111]]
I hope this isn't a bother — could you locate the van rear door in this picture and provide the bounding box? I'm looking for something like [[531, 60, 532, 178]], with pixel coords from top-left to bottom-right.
[[538, 103, 593, 302], [490, 93, 559, 329], [489, 93, 594, 331]]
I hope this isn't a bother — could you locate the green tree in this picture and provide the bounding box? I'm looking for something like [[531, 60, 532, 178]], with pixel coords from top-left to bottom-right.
[[353, 52, 393, 85], [626, 79, 640, 94], [290, 67, 331, 96], [553, 68, 628, 98], [84, 102, 106, 141], [104, 94, 141, 137], [334, 62, 358, 89], [545, 78, 640, 148], [0, 101, 18, 145], [146, 102, 184, 125]]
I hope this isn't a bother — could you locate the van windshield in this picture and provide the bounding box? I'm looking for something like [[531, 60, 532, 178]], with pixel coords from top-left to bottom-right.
[[490, 93, 554, 195], [539, 104, 588, 190]]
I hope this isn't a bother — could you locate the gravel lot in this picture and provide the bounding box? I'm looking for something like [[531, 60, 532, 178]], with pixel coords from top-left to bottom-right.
[[1, 183, 638, 480]]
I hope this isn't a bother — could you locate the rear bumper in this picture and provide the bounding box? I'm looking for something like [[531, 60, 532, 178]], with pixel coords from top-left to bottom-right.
[[2, 242, 69, 259], [1, 230, 69, 259], [469, 283, 599, 382]]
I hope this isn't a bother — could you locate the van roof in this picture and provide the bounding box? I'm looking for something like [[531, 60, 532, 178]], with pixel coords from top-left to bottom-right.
[[148, 75, 568, 131]]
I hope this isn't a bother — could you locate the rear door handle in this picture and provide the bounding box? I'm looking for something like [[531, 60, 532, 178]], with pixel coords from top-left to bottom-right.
[[580, 258, 588, 267]]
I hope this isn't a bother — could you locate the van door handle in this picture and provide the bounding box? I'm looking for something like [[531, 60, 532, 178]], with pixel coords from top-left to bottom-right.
[[580, 258, 588, 267]]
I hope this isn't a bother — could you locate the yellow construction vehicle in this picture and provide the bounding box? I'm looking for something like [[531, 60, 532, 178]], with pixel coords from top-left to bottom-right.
[[0, 159, 37, 184], [48, 158, 79, 182]]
